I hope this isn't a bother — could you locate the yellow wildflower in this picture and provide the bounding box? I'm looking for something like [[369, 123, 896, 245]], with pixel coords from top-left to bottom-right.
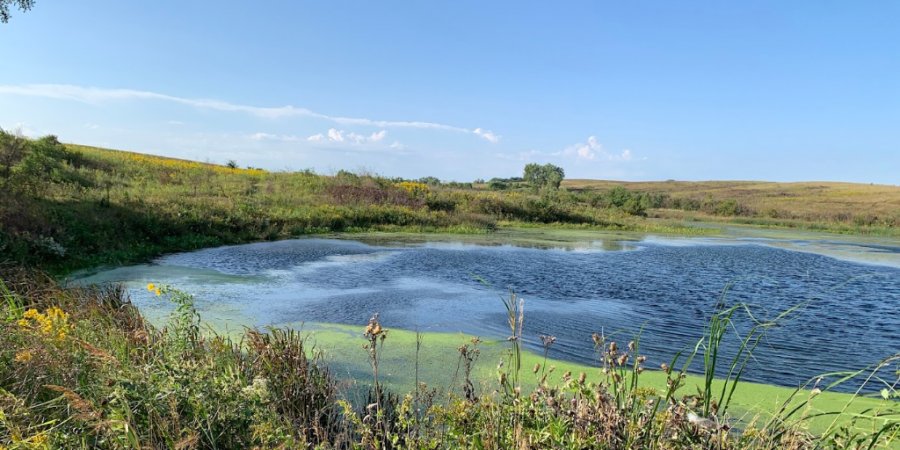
[[15, 350, 33, 363], [27, 434, 49, 448], [395, 181, 430, 197], [154, 288, 161, 296], [146, 283, 156, 292], [16, 306, 70, 340]]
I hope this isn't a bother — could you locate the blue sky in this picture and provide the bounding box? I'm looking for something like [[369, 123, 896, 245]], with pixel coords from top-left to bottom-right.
[[1, 1, 898, 183]]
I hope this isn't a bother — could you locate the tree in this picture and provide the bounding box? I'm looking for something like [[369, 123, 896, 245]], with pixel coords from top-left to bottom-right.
[[0, 0, 35, 23], [418, 176, 441, 186], [0, 128, 27, 181], [225, 160, 238, 169], [523, 163, 565, 190]]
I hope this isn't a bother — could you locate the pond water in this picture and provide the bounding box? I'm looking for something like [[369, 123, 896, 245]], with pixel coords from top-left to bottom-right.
[[74, 230, 900, 392]]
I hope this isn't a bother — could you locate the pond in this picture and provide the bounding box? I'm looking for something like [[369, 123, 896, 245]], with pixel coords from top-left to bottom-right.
[[74, 229, 900, 392]]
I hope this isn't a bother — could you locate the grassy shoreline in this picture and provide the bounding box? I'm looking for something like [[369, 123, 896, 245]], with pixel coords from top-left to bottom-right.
[[1, 135, 896, 276], [2, 277, 897, 448], [298, 323, 894, 435]]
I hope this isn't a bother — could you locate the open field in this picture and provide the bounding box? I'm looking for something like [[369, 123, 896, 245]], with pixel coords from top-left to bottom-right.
[[565, 179, 900, 232]]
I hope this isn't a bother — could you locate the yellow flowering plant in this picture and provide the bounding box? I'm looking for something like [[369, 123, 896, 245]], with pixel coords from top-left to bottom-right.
[[395, 181, 430, 197], [146, 283, 162, 296], [16, 306, 71, 341], [14, 350, 33, 363]]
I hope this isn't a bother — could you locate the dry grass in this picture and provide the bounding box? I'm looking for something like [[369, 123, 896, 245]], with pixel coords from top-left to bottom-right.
[[565, 179, 900, 227]]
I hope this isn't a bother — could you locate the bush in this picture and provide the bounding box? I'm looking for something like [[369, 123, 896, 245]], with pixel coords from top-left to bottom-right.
[[487, 179, 509, 190]]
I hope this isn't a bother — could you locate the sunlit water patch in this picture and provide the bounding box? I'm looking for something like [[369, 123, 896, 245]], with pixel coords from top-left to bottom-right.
[[74, 235, 900, 392]]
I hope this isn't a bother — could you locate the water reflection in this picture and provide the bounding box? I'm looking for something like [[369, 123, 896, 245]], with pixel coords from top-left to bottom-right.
[[75, 235, 900, 391]]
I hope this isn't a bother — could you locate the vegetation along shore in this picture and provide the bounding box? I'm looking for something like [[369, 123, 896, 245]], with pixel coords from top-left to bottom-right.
[[1, 131, 897, 274]]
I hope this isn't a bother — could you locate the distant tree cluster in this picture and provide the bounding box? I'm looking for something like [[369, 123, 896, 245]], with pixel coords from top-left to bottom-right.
[[523, 163, 565, 190], [0, 0, 35, 23], [592, 186, 657, 216]]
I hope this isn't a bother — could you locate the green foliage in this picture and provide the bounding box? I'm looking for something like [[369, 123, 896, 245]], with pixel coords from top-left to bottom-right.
[[523, 163, 565, 190], [0, 129, 27, 181], [487, 178, 508, 190], [417, 176, 441, 186], [0, 0, 33, 23], [0, 274, 338, 448], [587, 186, 664, 217]]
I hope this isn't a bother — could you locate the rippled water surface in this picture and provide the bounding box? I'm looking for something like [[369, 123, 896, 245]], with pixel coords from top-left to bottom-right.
[[76, 232, 900, 390]]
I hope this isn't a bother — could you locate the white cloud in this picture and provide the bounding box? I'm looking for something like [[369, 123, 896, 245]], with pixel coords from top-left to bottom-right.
[[0, 84, 500, 140], [563, 136, 634, 161], [368, 129, 387, 143], [473, 128, 501, 143], [495, 136, 638, 166], [326, 128, 345, 142], [308, 128, 390, 145]]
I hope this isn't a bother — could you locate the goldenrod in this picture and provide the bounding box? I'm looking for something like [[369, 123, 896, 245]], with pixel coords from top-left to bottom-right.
[[14, 350, 33, 363], [17, 307, 70, 340]]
